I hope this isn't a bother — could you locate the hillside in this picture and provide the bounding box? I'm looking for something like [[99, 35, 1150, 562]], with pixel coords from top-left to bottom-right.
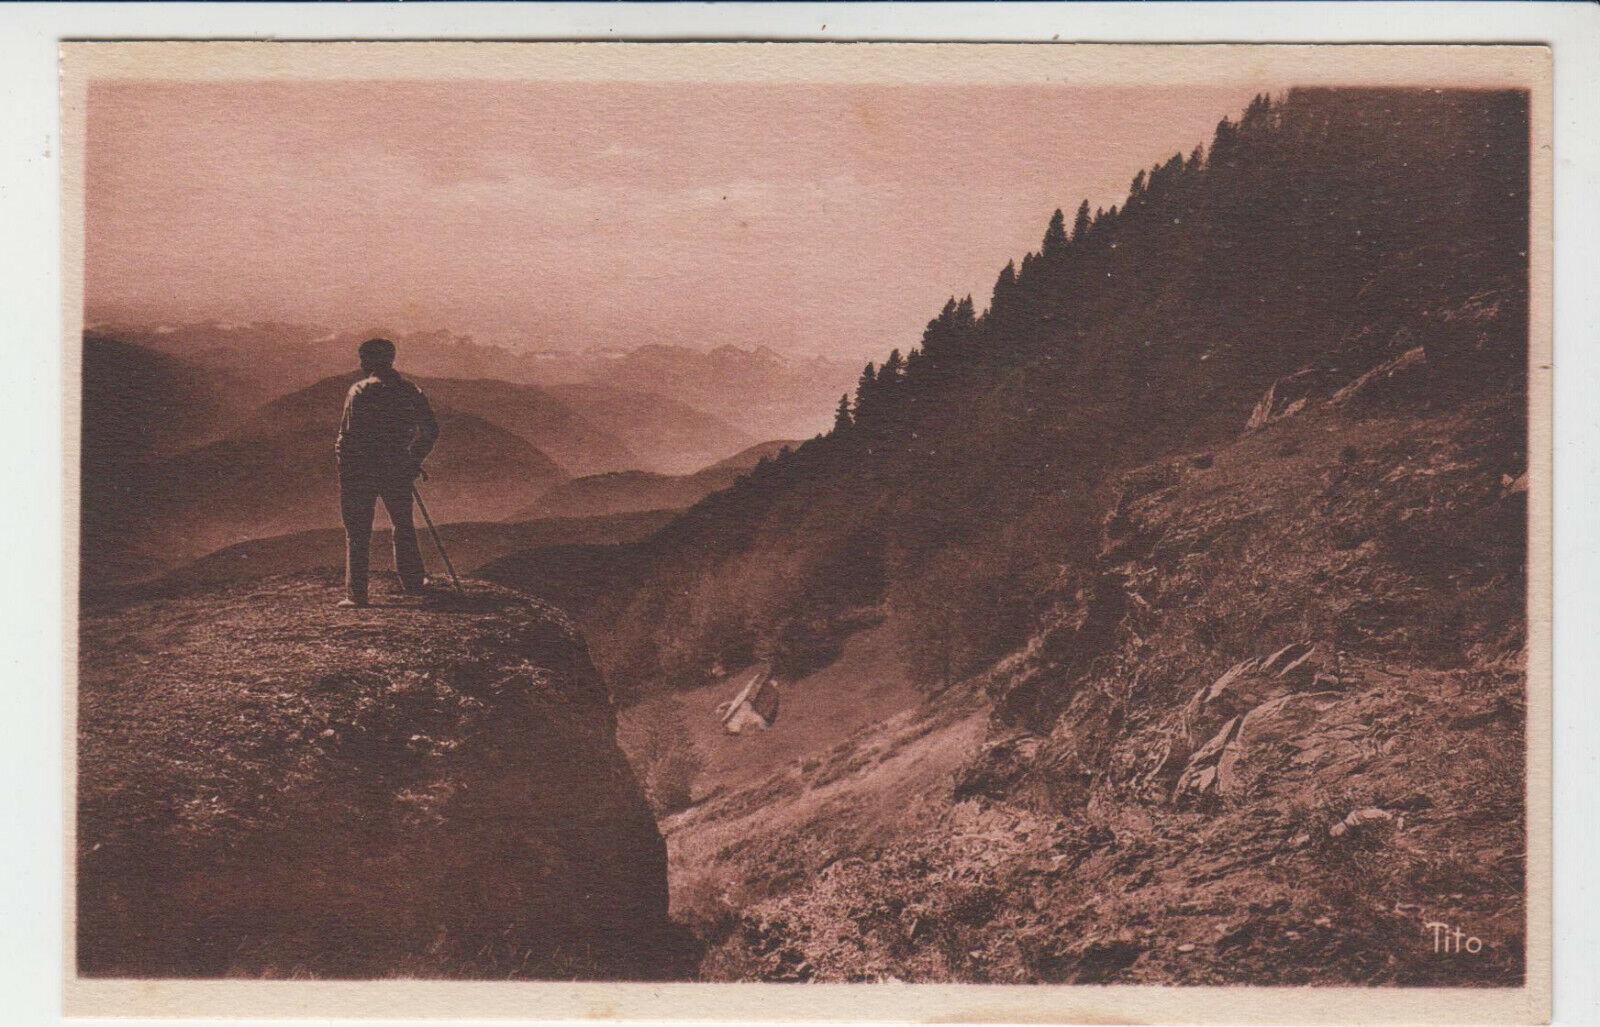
[[161, 509, 676, 588], [703, 439, 808, 474], [400, 377, 637, 476], [546, 383, 753, 475], [514, 441, 801, 521], [77, 572, 684, 979], [80, 336, 239, 582], [648, 378, 1526, 985]]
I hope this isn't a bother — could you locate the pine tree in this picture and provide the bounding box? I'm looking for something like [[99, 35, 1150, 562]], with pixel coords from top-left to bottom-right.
[[1211, 117, 1238, 167], [1072, 200, 1092, 242], [833, 393, 853, 432], [991, 260, 1017, 311], [1042, 209, 1069, 259], [852, 362, 879, 430], [921, 298, 961, 358], [856, 361, 877, 400]]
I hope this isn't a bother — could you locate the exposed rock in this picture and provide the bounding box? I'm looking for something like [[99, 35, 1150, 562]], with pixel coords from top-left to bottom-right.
[[1175, 691, 1351, 804], [77, 571, 679, 979], [1329, 807, 1395, 839], [1423, 289, 1526, 379], [1245, 369, 1329, 431], [1179, 642, 1324, 751], [1329, 346, 1427, 408]]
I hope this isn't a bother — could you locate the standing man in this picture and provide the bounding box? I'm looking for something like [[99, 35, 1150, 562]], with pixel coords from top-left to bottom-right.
[[335, 337, 440, 608]]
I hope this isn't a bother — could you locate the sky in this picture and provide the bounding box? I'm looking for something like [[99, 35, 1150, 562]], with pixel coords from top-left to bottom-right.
[[86, 80, 1261, 361]]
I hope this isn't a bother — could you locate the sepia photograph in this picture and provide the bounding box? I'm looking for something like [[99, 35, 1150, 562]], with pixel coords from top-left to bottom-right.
[[59, 41, 1552, 1022]]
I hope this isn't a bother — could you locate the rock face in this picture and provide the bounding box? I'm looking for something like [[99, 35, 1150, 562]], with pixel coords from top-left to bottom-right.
[[77, 572, 679, 979]]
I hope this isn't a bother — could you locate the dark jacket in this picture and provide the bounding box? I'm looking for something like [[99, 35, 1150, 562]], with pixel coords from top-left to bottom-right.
[[335, 371, 439, 480]]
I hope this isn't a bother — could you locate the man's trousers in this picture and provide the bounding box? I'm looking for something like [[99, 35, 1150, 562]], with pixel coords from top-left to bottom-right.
[[339, 474, 425, 602]]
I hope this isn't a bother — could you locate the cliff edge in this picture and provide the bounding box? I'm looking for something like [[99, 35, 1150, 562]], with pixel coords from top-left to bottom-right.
[[77, 572, 679, 979]]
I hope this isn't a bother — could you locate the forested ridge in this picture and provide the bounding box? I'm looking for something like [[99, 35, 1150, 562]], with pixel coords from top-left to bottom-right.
[[481, 87, 1529, 705]]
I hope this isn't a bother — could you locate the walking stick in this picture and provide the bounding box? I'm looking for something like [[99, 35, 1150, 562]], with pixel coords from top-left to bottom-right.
[[412, 480, 464, 593]]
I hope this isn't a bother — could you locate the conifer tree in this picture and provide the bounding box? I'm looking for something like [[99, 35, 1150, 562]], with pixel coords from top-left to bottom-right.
[[833, 393, 853, 432], [852, 362, 879, 428], [921, 298, 961, 358], [1211, 117, 1238, 166], [856, 362, 876, 403], [992, 260, 1017, 310], [1042, 209, 1068, 258], [1072, 200, 1092, 242]]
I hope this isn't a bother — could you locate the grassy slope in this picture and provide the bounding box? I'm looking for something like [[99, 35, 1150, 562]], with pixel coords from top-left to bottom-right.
[[666, 371, 1526, 986], [624, 626, 923, 806]]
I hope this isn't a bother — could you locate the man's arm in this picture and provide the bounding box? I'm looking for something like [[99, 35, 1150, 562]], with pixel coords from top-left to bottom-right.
[[409, 386, 439, 464], [335, 385, 358, 463]]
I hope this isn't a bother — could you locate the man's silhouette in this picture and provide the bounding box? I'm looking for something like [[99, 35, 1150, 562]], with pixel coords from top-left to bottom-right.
[[335, 338, 439, 608]]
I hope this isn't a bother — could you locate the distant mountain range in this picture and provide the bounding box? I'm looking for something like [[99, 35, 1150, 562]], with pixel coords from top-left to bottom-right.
[[541, 384, 753, 476], [516, 440, 801, 521], [79, 333, 800, 584], [90, 321, 860, 444], [582, 344, 856, 442]]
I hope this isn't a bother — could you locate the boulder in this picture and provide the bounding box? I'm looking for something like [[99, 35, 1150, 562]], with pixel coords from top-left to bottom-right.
[[76, 572, 679, 979]]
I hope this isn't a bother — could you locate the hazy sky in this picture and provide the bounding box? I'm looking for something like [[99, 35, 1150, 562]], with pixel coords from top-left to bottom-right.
[[86, 80, 1260, 360]]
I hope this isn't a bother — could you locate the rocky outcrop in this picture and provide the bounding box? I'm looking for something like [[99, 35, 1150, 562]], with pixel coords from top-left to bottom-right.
[[909, 377, 1528, 986], [1174, 689, 1350, 805], [1178, 641, 1328, 751], [77, 572, 680, 979]]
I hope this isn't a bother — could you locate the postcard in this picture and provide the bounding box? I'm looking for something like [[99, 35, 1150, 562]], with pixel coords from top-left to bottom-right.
[[60, 41, 1551, 1023]]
